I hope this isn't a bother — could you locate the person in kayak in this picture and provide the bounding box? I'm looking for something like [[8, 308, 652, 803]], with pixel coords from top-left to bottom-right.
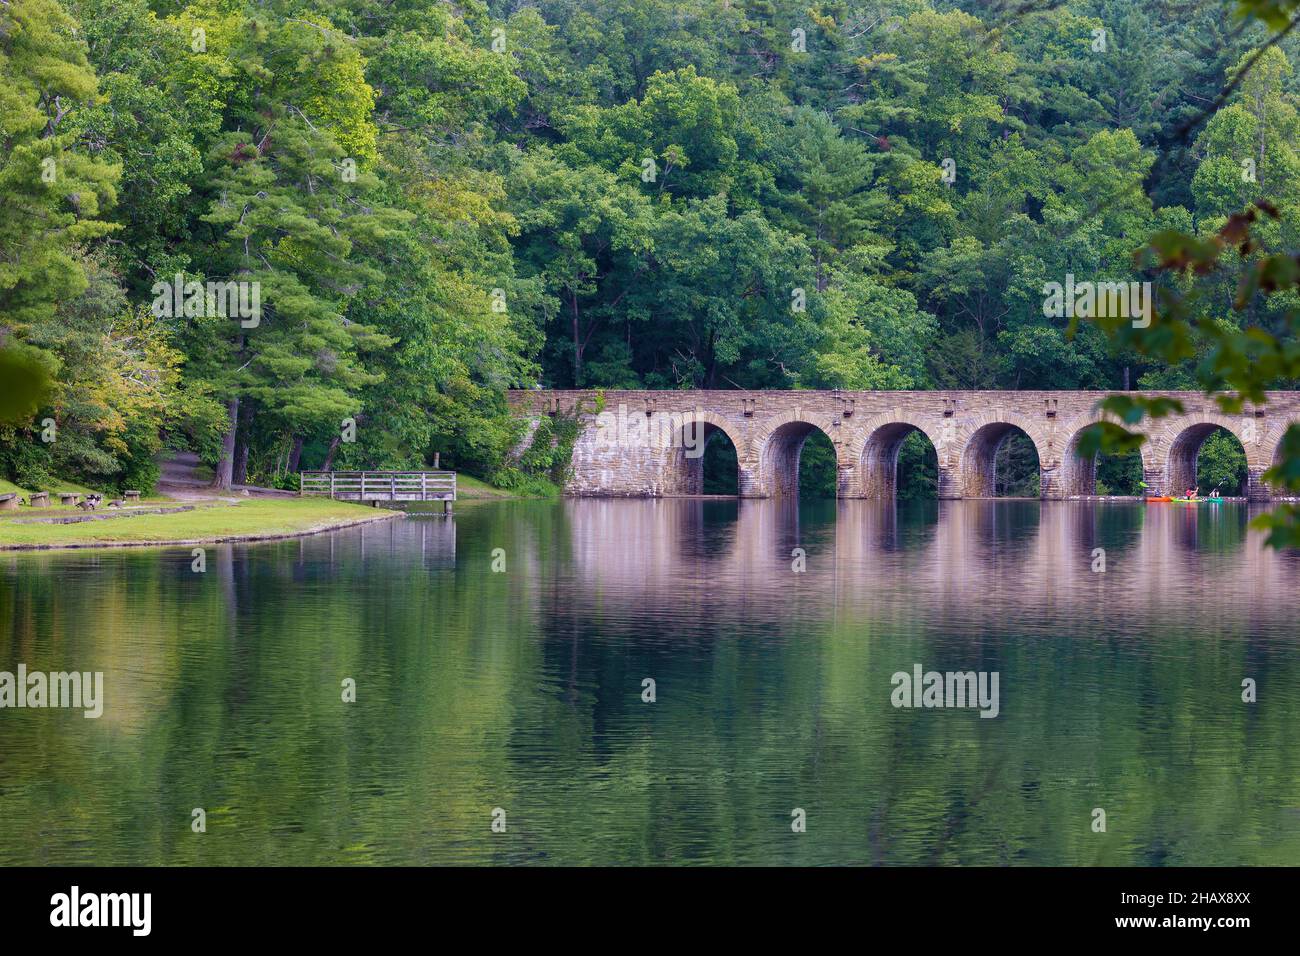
[[1185, 487, 1198, 500]]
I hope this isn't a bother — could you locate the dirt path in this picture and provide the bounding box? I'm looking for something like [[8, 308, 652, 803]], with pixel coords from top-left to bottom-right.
[[157, 451, 296, 500]]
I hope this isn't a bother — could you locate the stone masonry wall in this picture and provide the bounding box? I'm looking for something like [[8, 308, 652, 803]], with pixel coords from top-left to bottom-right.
[[507, 390, 1300, 500]]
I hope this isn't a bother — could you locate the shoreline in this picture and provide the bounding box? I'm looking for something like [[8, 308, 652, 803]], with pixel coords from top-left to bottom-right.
[[0, 499, 402, 553]]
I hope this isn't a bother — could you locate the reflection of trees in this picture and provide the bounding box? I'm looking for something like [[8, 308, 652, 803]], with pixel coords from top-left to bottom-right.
[[1, 500, 1297, 865], [523, 500, 1300, 864]]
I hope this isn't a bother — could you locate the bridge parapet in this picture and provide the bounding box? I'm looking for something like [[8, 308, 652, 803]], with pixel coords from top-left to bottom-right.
[[506, 390, 1300, 500]]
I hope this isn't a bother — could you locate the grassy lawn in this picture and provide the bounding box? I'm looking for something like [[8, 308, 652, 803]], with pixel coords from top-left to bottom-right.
[[0, 497, 396, 550], [456, 474, 521, 499], [456, 473, 559, 499]]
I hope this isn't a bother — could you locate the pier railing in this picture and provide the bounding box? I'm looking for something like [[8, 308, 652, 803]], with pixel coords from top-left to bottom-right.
[[299, 471, 456, 503]]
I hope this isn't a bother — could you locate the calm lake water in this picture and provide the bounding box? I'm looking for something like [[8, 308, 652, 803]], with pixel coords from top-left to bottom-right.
[[2, 499, 1298, 866]]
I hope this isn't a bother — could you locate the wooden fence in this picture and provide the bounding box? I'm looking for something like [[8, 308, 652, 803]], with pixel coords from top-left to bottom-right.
[[299, 471, 456, 503]]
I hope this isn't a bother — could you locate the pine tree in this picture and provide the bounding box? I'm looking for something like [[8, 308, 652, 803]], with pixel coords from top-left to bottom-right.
[[0, 0, 119, 338]]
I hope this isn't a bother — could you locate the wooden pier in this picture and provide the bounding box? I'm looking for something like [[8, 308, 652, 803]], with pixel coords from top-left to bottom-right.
[[299, 471, 456, 511]]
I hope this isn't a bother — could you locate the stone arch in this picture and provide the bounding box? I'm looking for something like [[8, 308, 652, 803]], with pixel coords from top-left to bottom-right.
[[1259, 421, 1295, 497], [854, 411, 946, 499], [750, 409, 843, 498], [1056, 414, 1158, 497], [654, 409, 745, 496], [1257, 416, 1297, 464], [1151, 414, 1252, 497], [1058, 419, 1103, 497], [956, 410, 1050, 499]]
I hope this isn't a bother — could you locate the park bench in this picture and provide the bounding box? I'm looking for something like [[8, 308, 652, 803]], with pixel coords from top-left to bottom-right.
[[58, 493, 80, 506], [0, 493, 18, 511], [29, 491, 49, 508], [124, 490, 141, 503]]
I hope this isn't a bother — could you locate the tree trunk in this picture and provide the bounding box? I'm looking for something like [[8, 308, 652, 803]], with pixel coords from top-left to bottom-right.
[[287, 435, 304, 474], [322, 435, 342, 472], [571, 290, 583, 385], [214, 398, 239, 489], [234, 443, 250, 487], [232, 401, 254, 486]]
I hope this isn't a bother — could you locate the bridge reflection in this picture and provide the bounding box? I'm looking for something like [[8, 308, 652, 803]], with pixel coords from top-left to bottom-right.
[[535, 499, 1299, 638], [224, 499, 1297, 642]]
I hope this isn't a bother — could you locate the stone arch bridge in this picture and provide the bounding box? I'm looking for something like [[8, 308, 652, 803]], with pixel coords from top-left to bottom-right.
[[508, 390, 1300, 500]]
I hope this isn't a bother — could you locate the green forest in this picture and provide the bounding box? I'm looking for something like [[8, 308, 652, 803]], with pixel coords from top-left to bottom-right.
[[3, 0, 1300, 500]]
